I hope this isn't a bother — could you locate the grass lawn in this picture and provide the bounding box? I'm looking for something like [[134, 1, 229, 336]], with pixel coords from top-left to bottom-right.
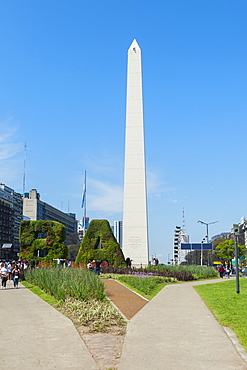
[[194, 278, 247, 351]]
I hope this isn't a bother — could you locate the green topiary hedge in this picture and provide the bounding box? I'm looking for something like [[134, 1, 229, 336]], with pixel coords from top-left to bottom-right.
[[76, 219, 125, 266], [19, 220, 67, 263]]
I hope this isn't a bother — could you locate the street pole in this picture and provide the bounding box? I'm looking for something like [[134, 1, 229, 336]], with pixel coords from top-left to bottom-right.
[[233, 228, 240, 294]]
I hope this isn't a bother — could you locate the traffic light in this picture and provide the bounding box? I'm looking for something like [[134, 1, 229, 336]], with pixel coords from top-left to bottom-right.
[[232, 224, 240, 235]]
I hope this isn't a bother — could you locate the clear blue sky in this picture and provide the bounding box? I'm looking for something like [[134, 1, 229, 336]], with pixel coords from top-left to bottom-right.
[[1, 1, 247, 263]]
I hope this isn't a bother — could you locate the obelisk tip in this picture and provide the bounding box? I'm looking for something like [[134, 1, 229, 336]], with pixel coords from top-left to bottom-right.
[[128, 39, 140, 52]]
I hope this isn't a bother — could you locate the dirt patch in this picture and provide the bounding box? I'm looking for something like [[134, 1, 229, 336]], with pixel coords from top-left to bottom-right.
[[79, 329, 125, 370]]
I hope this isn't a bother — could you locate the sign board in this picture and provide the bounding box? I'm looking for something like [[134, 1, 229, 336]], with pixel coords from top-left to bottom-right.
[[181, 243, 213, 250]]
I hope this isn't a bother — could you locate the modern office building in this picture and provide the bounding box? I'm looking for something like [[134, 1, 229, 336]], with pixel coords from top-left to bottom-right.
[[113, 220, 122, 248], [0, 183, 23, 259], [23, 189, 77, 238]]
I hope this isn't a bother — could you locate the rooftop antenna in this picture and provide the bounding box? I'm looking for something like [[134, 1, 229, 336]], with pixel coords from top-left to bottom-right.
[[22, 142, 27, 194], [182, 208, 186, 233]]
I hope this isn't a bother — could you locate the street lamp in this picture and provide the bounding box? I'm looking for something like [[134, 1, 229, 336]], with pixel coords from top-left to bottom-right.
[[197, 220, 219, 242], [197, 220, 219, 266]]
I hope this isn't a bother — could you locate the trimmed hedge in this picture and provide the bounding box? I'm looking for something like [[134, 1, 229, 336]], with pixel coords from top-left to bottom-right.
[[19, 220, 67, 263], [76, 219, 125, 266]]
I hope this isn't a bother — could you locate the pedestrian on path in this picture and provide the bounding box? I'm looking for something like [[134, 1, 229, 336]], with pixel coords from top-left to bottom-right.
[[0, 262, 8, 289], [12, 265, 20, 289], [94, 260, 101, 275], [225, 266, 231, 278], [218, 265, 225, 278]]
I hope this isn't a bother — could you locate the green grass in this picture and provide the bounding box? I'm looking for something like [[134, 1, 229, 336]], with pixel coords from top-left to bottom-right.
[[117, 275, 175, 296], [21, 281, 58, 305], [101, 273, 177, 299], [194, 279, 247, 351]]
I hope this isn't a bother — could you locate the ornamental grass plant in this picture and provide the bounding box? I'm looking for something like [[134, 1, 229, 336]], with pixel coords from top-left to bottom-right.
[[24, 267, 105, 301], [148, 264, 218, 279]]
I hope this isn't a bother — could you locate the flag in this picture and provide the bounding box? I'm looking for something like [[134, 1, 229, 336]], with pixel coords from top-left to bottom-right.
[[81, 173, 86, 208]]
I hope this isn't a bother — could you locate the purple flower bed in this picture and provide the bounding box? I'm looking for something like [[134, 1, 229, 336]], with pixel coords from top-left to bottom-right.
[[100, 266, 194, 281]]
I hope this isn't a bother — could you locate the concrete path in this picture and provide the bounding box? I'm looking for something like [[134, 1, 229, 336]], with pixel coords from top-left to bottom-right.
[[119, 279, 247, 370], [0, 281, 98, 369]]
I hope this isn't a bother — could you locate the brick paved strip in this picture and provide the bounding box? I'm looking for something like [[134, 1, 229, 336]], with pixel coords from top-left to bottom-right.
[[102, 279, 148, 320]]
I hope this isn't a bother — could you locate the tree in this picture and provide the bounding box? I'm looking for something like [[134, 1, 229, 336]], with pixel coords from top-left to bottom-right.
[[215, 240, 247, 264]]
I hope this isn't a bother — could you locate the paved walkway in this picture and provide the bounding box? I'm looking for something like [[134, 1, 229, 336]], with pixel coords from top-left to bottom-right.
[[119, 278, 247, 370], [1, 277, 247, 369], [0, 280, 98, 369]]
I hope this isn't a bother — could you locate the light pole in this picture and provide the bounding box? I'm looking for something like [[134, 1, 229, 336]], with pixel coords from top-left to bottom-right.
[[197, 220, 219, 242], [197, 220, 219, 265]]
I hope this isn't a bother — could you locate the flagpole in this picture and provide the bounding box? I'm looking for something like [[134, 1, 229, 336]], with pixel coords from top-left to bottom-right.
[[84, 170, 86, 234]]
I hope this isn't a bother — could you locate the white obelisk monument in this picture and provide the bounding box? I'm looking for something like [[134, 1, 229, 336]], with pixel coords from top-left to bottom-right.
[[123, 39, 149, 267]]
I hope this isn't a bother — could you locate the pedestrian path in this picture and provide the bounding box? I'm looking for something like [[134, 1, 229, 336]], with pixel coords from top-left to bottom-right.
[[1, 276, 247, 370], [119, 278, 247, 370], [102, 279, 148, 320], [0, 280, 98, 369]]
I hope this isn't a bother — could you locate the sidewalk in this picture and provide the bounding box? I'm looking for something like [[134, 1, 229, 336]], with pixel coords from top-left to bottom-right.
[[0, 280, 98, 369], [119, 278, 247, 370]]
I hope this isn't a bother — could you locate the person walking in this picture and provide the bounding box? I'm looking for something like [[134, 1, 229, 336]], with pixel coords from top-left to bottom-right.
[[12, 265, 20, 289], [225, 266, 231, 278], [94, 260, 101, 275], [0, 262, 8, 289], [218, 265, 225, 278]]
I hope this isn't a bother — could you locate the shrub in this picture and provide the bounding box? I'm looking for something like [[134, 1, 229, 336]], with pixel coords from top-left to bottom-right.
[[100, 265, 194, 281]]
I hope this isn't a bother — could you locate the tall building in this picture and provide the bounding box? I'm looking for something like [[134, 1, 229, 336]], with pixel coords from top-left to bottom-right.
[[77, 217, 90, 241], [23, 189, 77, 238], [0, 183, 23, 259], [113, 220, 122, 248], [122, 40, 149, 267]]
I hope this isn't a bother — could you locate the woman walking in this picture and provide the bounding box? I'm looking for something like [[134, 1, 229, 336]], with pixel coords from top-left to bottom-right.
[[0, 262, 8, 289], [12, 265, 20, 289]]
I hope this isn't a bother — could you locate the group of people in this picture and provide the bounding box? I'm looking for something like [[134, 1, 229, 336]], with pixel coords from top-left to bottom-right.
[[87, 259, 102, 275], [218, 265, 231, 278], [0, 261, 22, 289]]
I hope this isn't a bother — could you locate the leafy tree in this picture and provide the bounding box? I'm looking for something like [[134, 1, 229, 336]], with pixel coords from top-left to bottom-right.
[[215, 240, 247, 264]]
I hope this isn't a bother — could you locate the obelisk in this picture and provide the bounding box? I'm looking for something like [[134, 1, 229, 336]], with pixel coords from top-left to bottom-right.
[[122, 39, 149, 267]]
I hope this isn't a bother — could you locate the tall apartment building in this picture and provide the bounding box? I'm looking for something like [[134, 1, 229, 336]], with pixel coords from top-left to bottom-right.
[[113, 220, 122, 248], [0, 183, 23, 259], [23, 189, 77, 238]]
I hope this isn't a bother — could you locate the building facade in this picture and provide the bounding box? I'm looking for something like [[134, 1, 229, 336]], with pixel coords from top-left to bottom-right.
[[23, 190, 77, 238], [0, 183, 23, 259], [113, 220, 122, 248]]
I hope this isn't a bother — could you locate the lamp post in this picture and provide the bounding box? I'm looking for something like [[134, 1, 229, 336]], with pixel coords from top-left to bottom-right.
[[197, 220, 219, 242], [197, 220, 219, 265]]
